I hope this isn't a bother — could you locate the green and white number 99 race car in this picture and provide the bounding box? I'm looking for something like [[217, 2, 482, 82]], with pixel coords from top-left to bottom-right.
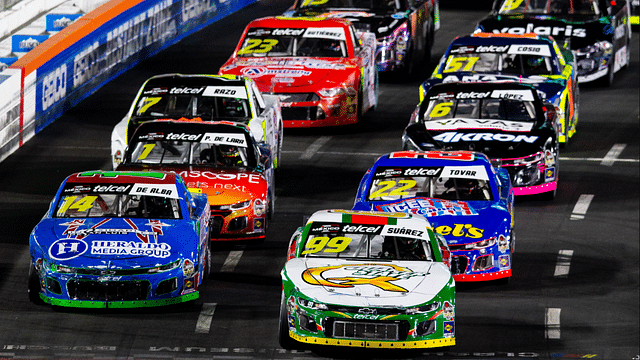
[[279, 209, 455, 349]]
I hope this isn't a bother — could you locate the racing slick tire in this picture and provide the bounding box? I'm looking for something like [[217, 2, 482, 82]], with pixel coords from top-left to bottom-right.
[[28, 263, 43, 304], [598, 56, 615, 87], [540, 186, 557, 201], [278, 291, 298, 350], [204, 236, 212, 279]]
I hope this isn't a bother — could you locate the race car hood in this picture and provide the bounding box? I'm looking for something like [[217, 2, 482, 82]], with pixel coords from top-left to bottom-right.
[[283, 257, 452, 307], [477, 15, 611, 49], [405, 120, 554, 159], [289, 9, 410, 38], [32, 217, 191, 268], [368, 197, 508, 246], [220, 57, 358, 94], [117, 164, 267, 206]]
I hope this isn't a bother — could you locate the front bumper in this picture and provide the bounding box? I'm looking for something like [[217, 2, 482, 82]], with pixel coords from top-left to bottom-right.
[[34, 264, 200, 308], [449, 244, 512, 282], [496, 153, 557, 196], [277, 93, 357, 128], [209, 206, 266, 241]]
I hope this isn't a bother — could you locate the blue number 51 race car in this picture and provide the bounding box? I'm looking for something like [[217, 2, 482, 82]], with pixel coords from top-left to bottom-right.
[[28, 170, 211, 308]]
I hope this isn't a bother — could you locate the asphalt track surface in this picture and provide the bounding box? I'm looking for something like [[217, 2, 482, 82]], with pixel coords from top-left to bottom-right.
[[0, 1, 638, 359]]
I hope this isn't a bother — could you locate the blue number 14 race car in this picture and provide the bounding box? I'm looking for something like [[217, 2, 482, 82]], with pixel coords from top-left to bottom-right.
[[28, 171, 211, 308]]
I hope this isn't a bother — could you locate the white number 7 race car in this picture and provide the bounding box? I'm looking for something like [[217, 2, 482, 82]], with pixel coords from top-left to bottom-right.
[[111, 74, 283, 170]]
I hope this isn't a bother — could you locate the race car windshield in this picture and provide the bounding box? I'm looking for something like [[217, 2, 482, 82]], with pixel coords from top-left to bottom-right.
[[422, 96, 537, 122], [54, 193, 181, 219], [368, 176, 493, 201], [237, 28, 348, 58], [443, 52, 554, 75], [133, 93, 251, 120], [498, 0, 599, 15], [127, 140, 255, 168], [298, 0, 403, 11], [302, 232, 433, 261]]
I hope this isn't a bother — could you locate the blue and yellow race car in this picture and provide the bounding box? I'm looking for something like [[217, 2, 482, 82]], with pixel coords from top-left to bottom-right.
[[421, 32, 578, 145], [353, 150, 515, 283], [28, 170, 211, 308]]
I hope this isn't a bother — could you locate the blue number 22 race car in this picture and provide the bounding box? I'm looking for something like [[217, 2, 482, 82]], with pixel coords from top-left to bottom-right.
[[353, 151, 515, 283]]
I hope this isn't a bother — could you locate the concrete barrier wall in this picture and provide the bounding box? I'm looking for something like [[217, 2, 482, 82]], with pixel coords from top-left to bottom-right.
[[0, 0, 256, 163]]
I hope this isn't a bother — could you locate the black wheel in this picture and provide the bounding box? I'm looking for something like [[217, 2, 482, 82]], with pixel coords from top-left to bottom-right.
[[495, 276, 510, 285], [540, 187, 557, 201], [278, 292, 297, 350], [423, 19, 434, 64], [598, 56, 615, 87], [559, 99, 571, 148], [28, 263, 43, 304]]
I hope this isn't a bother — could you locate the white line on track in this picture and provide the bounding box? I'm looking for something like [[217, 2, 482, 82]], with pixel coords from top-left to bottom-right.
[[299, 136, 332, 160], [571, 194, 594, 220], [601, 143, 626, 166], [545, 308, 562, 339], [220, 250, 243, 272], [554, 250, 574, 277], [195, 303, 217, 333], [283, 150, 640, 163]]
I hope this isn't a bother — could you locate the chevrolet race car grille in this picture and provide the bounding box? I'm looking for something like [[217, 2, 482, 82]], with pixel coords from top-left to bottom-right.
[[451, 255, 468, 275], [67, 279, 150, 301], [325, 305, 406, 315], [277, 93, 320, 103], [328, 318, 408, 341], [282, 106, 320, 121]]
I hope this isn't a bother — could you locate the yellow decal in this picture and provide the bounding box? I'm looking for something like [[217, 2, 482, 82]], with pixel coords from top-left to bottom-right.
[[444, 56, 479, 73], [429, 102, 453, 118], [302, 236, 352, 255], [237, 39, 279, 55], [501, 0, 524, 11], [137, 97, 162, 114], [57, 196, 98, 215], [301, 264, 423, 292], [435, 224, 484, 238], [137, 144, 156, 160], [370, 179, 417, 199]]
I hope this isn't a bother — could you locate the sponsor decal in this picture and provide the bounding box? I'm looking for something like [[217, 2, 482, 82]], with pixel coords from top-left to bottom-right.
[[62, 184, 133, 195], [49, 238, 89, 260], [444, 320, 455, 337], [425, 119, 534, 132], [169, 87, 204, 94], [202, 86, 248, 99], [166, 132, 202, 141], [374, 168, 403, 177], [545, 167, 556, 182], [45, 13, 82, 32], [271, 28, 305, 36], [138, 132, 165, 141], [377, 198, 478, 217], [450, 46, 475, 54], [142, 87, 168, 95], [374, 167, 442, 178], [254, 218, 265, 230], [435, 224, 484, 239], [382, 226, 425, 238], [232, 58, 346, 69], [455, 91, 490, 99], [432, 132, 539, 143], [474, 45, 509, 53], [63, 185, 92, 194], [442, 165, 490, 180], [491, 89, 534, 101], [499, 254, 510, 269], [441, 74, 547, 84], [302, 264, 427, 292], [490, 24, 586, 38], [308, 222, 382, 234], [241, 67, 311, 77], [498, 235, 509, 252], [91, 240, 171, 258], [508, 44, 551, 57], [310, 224, 341, 232], [201, 132, 247, 147], [443, 301, 454, 320], [181, 171, 262, 184], [246, 28, 272, 36], [129, 184, 179, 199], [303, 27, 346, 40]]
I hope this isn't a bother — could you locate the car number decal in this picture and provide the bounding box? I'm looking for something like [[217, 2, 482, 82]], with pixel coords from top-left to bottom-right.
[[302, 236, 352, 255], [444, 56, 479, 72], [57, 196, 98, 216], [237, 39, 279, 55], [136, 97, 162, 115], [369, 180, 417, 199]]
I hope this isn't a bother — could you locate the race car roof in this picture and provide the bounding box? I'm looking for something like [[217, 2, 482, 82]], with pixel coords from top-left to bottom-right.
[[306, 209, 430, 227], [65, 170, 178, 185], [373, 151, 493, 169], [130, 120, 253, 144], [451, 32, 556, 47], [142, 74, 247, 90], [424, 81, 542, 102], [246, 16, 353, 30]]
